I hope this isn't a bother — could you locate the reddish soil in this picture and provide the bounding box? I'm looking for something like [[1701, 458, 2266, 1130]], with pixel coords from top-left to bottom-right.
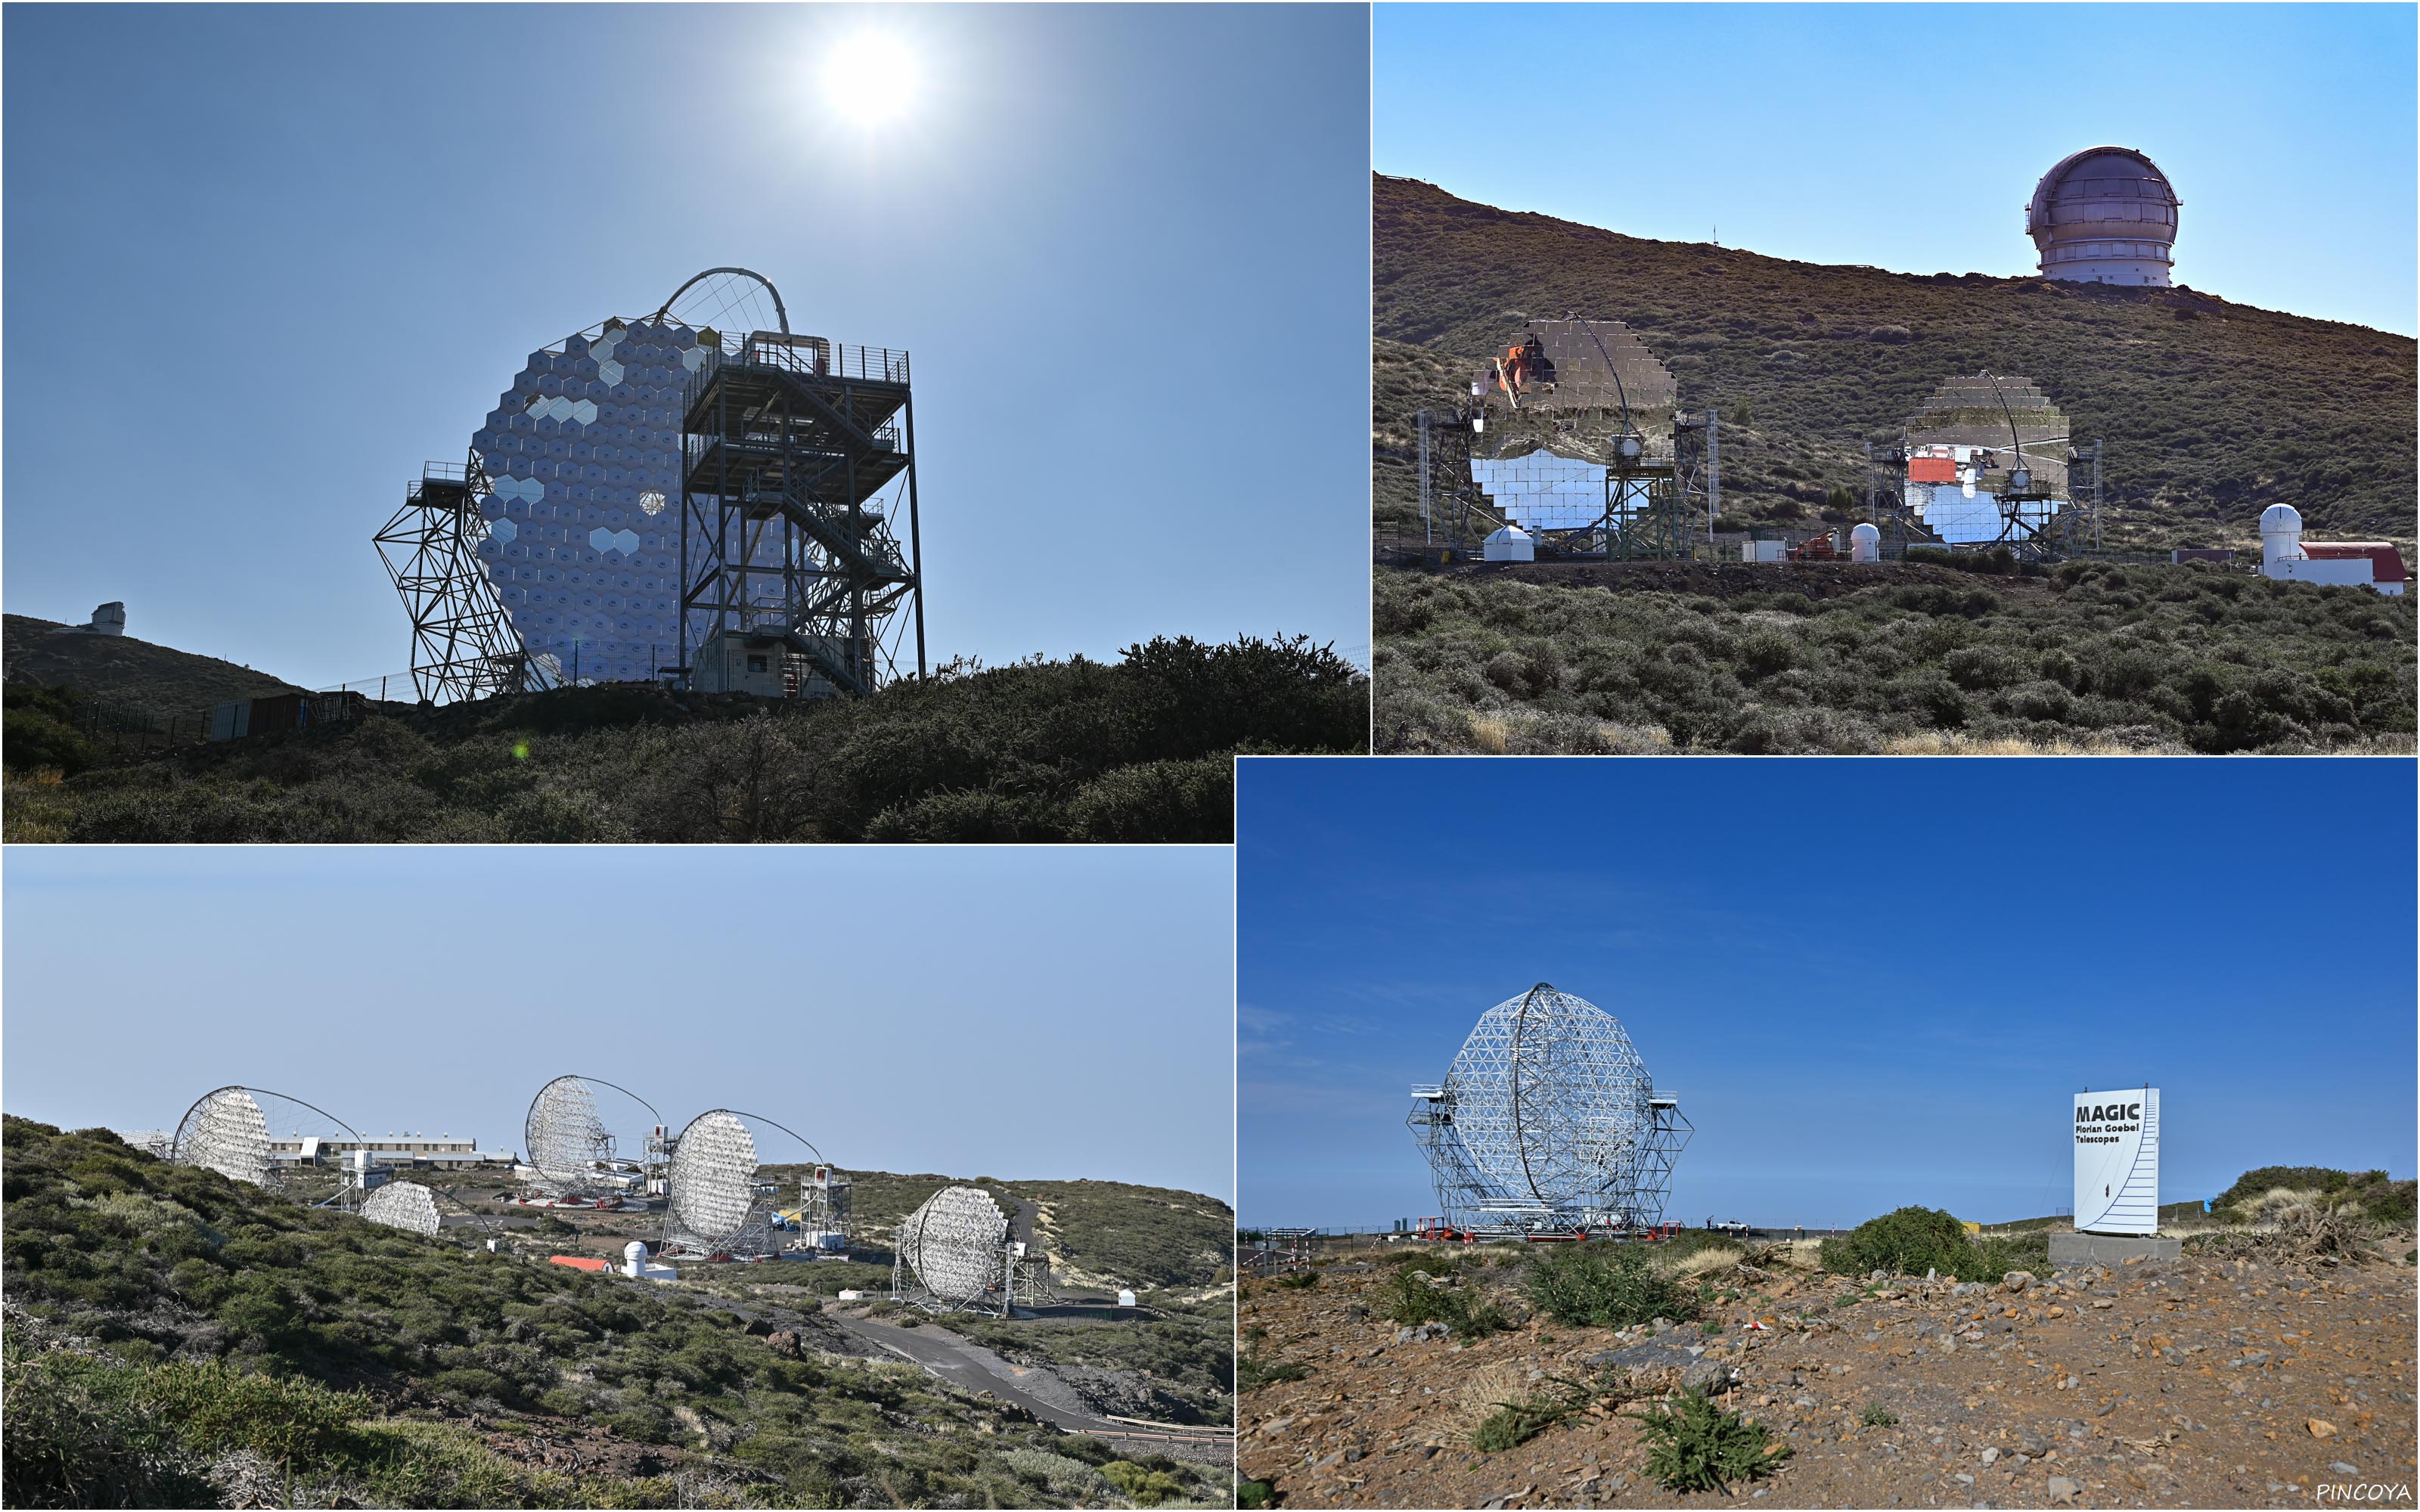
[[1239, 1247, 2418, 1509]]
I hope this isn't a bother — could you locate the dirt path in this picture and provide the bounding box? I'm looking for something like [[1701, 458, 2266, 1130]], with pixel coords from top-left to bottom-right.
[[1239, 1248, 2417, 1508]]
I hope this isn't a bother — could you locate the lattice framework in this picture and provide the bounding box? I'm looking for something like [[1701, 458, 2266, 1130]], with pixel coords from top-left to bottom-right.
[[1408, 984, 1689, 1235]]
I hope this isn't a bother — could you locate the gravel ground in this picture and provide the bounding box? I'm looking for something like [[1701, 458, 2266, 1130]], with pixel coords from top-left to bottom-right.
[[1239, 1245, 2417, 1508]]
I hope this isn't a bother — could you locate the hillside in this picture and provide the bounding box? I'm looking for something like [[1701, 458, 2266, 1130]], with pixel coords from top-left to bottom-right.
[[2, 633, 1368, 842], [1, 1118, 1230, 1509], [827, 1172, 1233, 1291], [1374, 175, 2417, 551], [4, 613, 302, 726]]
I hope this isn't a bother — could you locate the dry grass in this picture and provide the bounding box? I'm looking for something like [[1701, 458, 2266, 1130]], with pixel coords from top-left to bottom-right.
[[2, 772, 72, 842], [1877, 732, 2182, 756], [1460, 709, 1674, 755], [1445, 1359, 1540, 1445], [1668, 1247, 1748, 1282]]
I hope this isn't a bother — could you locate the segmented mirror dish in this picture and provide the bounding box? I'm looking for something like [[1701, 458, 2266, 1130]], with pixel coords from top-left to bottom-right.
[[667, 1110, 760, 1250], [898, 1185, 1009, 1305], [361, 1180, 443, 1237]]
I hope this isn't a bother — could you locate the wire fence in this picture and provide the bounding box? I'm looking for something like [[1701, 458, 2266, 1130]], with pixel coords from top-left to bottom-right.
[[68, 686, 374, 760]]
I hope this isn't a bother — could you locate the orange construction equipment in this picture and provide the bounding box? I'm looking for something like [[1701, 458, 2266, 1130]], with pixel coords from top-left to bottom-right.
[[1790, 532, 1844, 562]]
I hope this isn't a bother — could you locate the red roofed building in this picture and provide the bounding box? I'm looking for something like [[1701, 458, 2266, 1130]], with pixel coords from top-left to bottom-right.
[[2296, 542, 2408, 594]]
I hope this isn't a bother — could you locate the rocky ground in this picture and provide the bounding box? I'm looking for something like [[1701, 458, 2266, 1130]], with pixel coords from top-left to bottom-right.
[[1239, 1246, 2418, 1508]]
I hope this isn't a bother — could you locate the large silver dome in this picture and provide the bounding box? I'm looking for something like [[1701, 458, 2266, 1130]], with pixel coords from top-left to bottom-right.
[[2027, 147, 2178, 287]]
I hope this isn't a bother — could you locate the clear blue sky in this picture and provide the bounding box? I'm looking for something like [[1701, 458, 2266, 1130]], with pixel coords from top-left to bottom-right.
[[1378, 3, 2417, 337], [1238, 757, 2417, 1231], [2, 3, 1372, 685], [2, 846, 1236, 1204]]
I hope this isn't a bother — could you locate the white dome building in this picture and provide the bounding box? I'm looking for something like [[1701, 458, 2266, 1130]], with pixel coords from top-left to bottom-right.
[[2257, 502, 2409, 596], [2028, 147, 2180, 287], [1482, 522, 1535, 562]]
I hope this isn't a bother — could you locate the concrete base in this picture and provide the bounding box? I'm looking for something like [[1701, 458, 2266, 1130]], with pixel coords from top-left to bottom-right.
[[2049, 1232, 2181, 1266]]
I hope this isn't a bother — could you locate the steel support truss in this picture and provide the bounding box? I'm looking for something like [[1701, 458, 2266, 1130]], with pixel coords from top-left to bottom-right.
[[374, 455, 543, 702]]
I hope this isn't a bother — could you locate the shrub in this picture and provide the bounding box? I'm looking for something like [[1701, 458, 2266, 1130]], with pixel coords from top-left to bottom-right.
[[1525, 1243, 1696, 1329], [1634, 1387, 1792, 1494], [1380, 1267, 1511, 1337], [1100, 1460, 1188, 1507], [2, 701, 101, 778], [1063, 756, 1233, 843], [1821, 1207, 1981, 1280], [1861, 1402, 1898, 1427]]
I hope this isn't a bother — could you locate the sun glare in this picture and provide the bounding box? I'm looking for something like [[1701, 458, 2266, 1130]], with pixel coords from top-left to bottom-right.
[[822, 33, 917, 125]]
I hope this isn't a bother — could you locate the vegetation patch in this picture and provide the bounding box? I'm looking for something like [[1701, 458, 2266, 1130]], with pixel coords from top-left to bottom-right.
[[2, 634, 1367, 843], [1633, 1386, 1793, 1495], [1376, 561, 2412, 754], [1524, 1243, 1699, 1330], [1, 1117, 1226, 1508], [2212, 1167, 2416, 1228], [1379, 1267, 1512, 1339], [1820, 1207, 2049, 1282]]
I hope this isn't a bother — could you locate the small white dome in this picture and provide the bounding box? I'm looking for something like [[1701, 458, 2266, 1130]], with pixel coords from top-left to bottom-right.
[[1850, 523, 1880, 543], [2259, 503, 2304, 534], [1482, 522, 1535, 562], [624, 1240, 650, 1264]]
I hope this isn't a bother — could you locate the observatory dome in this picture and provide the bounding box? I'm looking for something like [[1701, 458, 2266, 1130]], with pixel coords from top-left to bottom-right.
[[2260, 503, 2306, 568], [2028, 147, 2178, 287]]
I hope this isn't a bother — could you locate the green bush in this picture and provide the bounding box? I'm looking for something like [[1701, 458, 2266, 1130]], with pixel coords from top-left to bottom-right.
[[1100, 1460, 1188, 1507], [1820, 1207, 2046, 1281], [1525, 1242, 1696, 1329], [1634, 1387, 1793, 1495], [2, 696, 102, 777]]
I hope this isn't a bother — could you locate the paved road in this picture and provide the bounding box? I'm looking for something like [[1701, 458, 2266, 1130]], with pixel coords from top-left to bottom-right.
[[829, 1312, 1224, 1450]]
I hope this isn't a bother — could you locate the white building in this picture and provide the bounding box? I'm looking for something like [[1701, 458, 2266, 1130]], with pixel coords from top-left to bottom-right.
[[2258, 504, 2407, 596]]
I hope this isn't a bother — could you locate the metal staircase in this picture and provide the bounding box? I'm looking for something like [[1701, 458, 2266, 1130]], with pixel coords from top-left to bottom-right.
[[678, 334, 924, 696]]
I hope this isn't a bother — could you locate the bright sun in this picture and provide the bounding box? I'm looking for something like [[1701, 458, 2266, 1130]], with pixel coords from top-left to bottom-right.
[[822, 33, 917, 124]]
